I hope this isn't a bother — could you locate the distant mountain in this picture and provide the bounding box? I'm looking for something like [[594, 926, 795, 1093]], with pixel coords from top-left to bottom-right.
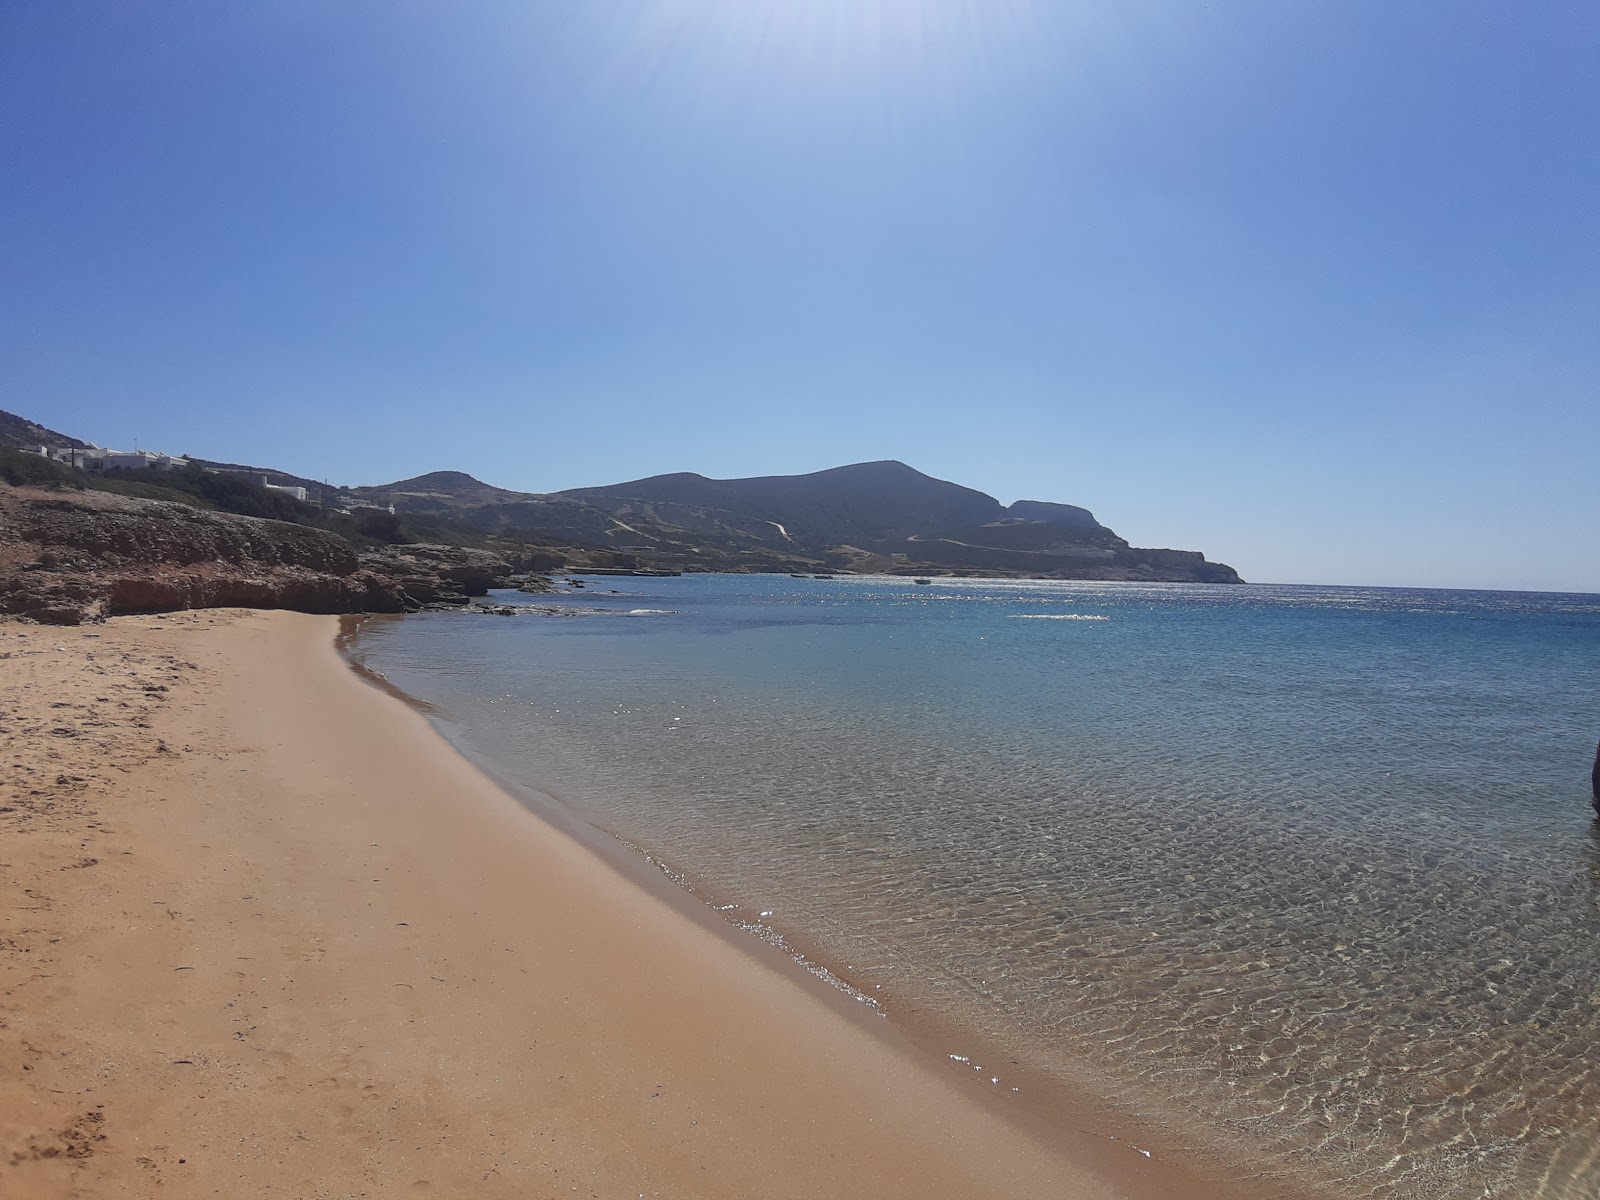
[[1006, 500, 1115, 538], [560, 460, 1002, 545], [354, 459, 1242, 583], [347, 470, 528, 511], [3, 407, 1242, 582]]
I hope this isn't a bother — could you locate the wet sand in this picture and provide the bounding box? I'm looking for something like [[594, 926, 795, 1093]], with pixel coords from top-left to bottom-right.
[[2, 609, 1219, 1198]]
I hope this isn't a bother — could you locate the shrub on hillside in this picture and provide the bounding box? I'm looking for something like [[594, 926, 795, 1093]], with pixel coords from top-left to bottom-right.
[[0, 448, 84, 488], [97, 464, 317, 523], [352, 507, 407, 543], [90, 477, 209, 507]]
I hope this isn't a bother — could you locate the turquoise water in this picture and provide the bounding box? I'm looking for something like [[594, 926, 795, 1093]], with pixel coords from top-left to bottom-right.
[[352, 576, 1600, 1199]]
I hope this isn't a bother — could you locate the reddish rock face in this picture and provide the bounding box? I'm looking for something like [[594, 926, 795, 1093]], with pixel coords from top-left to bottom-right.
[[100, 568, 409, 617], [0, 484, 413, 623]]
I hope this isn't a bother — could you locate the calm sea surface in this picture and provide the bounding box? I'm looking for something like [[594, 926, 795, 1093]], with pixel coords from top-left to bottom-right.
[[351, 576, 1600, 1199]]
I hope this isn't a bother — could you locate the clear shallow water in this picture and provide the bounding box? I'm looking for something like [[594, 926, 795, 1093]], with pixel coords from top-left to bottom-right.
[[353, 577, 1600, 1199]]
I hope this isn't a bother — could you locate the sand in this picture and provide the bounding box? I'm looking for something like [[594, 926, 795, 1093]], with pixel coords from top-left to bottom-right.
[[1, 609, 1218, 1199]]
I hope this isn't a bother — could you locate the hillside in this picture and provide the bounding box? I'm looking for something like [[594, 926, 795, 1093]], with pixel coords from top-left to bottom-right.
[[0, 482, 410, 623], [2, 409, 1243, 582], [347, 470, 530, 511], [350, 459, 1241, 582], [561, 460, 1003, 544], [0, 409, 90, 452]]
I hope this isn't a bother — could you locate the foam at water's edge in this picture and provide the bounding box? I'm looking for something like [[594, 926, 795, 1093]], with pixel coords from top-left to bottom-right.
[[1009, 613, 1110, 620]]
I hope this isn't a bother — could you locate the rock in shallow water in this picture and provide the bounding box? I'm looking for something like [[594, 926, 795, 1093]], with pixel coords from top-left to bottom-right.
[[1591, 740, 1599, 817]]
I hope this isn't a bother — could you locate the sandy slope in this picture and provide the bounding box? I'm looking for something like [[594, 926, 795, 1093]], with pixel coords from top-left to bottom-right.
[[1, 609, 1200, 1199]]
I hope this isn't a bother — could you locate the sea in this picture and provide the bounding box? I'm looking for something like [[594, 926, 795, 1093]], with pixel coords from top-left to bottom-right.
[[347, 575, 1600, 1200]]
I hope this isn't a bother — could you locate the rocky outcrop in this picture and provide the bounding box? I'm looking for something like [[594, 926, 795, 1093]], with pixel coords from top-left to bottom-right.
[[9, 489, 360, 573], [356, 544, 515, 607], [0, 484, 412, 624], [1120, 548, 1243, 585]]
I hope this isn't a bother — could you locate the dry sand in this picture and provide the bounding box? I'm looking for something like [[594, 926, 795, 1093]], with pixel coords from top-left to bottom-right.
[[1, 609, 1223, 1199]]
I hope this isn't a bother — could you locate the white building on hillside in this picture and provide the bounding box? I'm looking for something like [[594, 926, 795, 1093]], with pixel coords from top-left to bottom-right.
[[203, 466, 315, 503], [22, 444, 316, 502], [30, 445, 188, 472], [336, 496, 396, 514]]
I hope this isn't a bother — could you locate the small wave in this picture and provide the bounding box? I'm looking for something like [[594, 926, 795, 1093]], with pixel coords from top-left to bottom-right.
[[623, 608, 674, 615], [1009, 613, 1109, 621]]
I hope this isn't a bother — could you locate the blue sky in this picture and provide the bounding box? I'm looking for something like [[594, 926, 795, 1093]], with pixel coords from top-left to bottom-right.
[[3, 2, 1596, 590]]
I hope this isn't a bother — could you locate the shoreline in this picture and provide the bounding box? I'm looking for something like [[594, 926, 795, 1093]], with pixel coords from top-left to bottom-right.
[[338, 611, 1310, 1200], [2, 607, 1235, 1198]]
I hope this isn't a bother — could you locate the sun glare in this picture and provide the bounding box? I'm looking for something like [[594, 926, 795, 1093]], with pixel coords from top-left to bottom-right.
[[589, 0, 1070, 114]]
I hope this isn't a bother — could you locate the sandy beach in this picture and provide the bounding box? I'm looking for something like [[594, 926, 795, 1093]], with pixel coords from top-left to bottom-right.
[[1, 609, 1225, 1199]]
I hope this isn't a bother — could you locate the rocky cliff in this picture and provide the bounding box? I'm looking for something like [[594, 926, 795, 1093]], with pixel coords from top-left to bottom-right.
[[0, 484, 514, 624]]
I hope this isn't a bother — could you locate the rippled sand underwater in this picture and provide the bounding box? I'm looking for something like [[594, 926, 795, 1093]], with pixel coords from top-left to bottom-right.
[[355, 578, 1600, 1199]]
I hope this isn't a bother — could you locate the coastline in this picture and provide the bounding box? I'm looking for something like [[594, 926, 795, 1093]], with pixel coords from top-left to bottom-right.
[[1, 607, 1243, 1198], [341, 607, 1317, 1200]]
